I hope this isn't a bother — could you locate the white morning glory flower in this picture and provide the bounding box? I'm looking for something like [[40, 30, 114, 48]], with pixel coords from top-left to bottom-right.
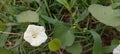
[[113, 44, 120, 54], [24, 25, 48, 46]]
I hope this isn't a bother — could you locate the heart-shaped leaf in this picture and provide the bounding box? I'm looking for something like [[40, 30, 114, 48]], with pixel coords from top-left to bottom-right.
[[48, 38, 61, 51], [16, 10, 39, 23], [54, 23, 75, 48], [88, 4, 120, 27]]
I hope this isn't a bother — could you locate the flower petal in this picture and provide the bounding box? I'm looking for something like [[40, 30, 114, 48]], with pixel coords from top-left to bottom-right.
[[24, 25, 48, 46], [113, 44, 120, 54]]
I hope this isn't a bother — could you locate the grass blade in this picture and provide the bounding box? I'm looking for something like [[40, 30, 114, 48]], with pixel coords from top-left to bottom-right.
[[56, 0, 71, 12], [89, 30, 102, 54]]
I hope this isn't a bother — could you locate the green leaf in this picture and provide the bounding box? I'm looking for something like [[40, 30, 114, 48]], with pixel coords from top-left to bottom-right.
[[0, 22, 7, 31], [113, 9, 120, 17], [36, 0, 41, 4], [54, 23, 75, 48], [75, 10, 89, 23], [0, 0, 3, 3], [111, 39, 120, 45], [0, 26, 11, 47], [39, 4, 48, 16], [113, 0, 120, 2], [111, 3, 120, 9], [102, 45, 117, 53], [16, 10, 39, 23], [38, 4, 48, 26], [37, 4, 48, 26], [89, 30, 102, 54], [48, 38, 61, 51], [0, 48, 11, 54], [91, 0, 98, 4], [66, 43, 82, 54], [0, 14, 10, 22], [70, 0, 76, 8], [88, 4, 120, 27], [102, 38, 119, 53], [56, 0, 71, 12], [115, 25, 120, 31], [40, 15, 59, 24], [4, 5, 16, 15]]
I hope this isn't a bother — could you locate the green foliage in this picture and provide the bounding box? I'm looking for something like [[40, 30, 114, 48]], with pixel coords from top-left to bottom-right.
[[115, 25, 120, 31], [48, 38, 61, 51], [111, 39, 120, 45], [54, 23, 75, 48], [88, 4, 120, 32], [88, 4, 120, 27], [70, 0, 76, 8], [102, 45, 117, 53], [111, 3, 120, 9], [4, 5, 16, 15], [66, 43, 82, 54], [16, 10, 39, 23], [89, 30, 102, 54], [56, 0, 71, 12], [0, 48, 11, 54], [113, 0, 120, 2], [75, 10, 89, 23], [102, 39, 120, 53], [0, 27, 11, 47], [0, 0, 120, 54], [40, 15, 58, 24], [0, 22, 6, 31], [91, 0, 98, 4]]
